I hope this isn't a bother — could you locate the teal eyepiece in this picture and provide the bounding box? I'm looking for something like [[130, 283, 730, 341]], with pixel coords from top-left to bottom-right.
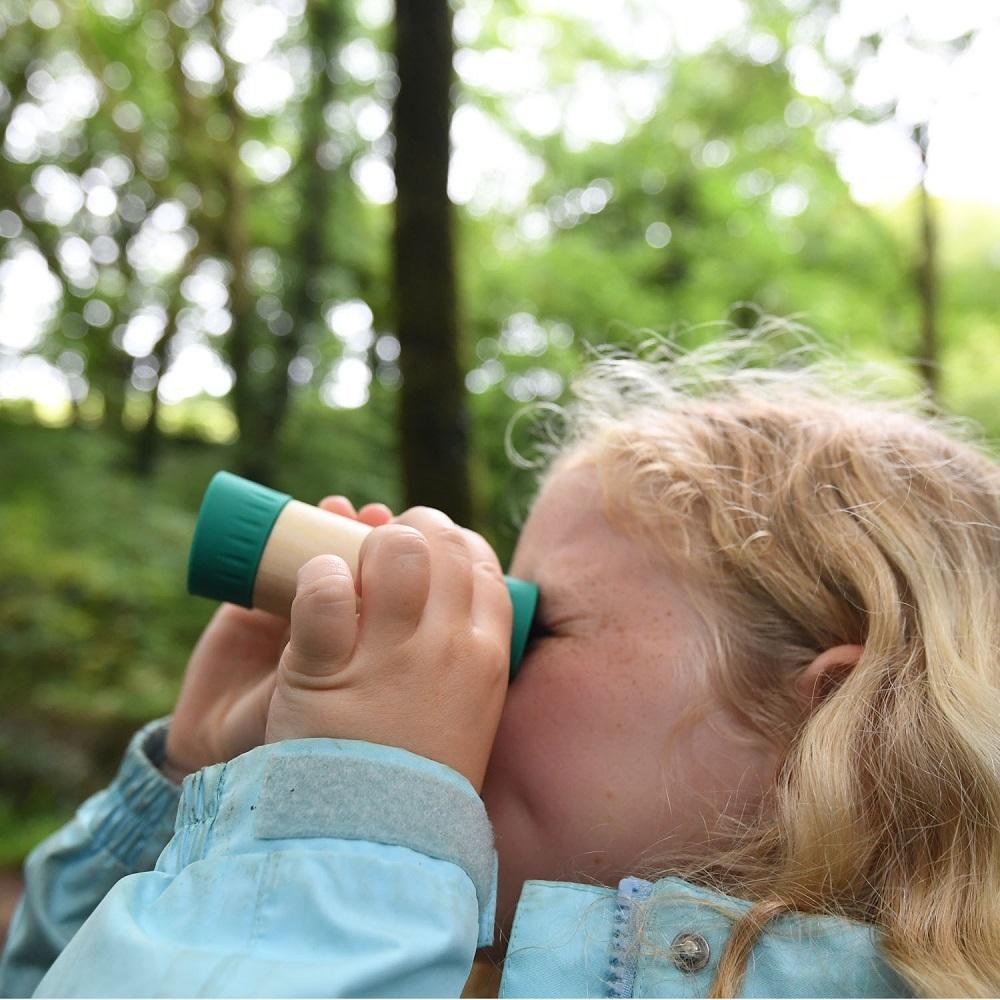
[[187, 471, 539, 679], [504, 575, 540, 679]]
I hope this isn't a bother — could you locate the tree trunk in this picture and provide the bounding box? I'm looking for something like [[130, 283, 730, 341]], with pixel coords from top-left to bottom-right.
[[220, 139, 258, 479], [913, 124, 939, 399], [259, 0, 342, 449], [209, 3, 264, 483], [98, 349, 132, 437], [132, 286, 181, 477], [132, 368, 161, 478], [391, 0, 471, 524]]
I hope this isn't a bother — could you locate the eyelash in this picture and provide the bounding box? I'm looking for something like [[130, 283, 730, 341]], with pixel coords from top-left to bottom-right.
[[528, 621, 551, 642]]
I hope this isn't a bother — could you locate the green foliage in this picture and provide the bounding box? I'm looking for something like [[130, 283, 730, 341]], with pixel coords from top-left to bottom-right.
[[0, 423, 211, 818]]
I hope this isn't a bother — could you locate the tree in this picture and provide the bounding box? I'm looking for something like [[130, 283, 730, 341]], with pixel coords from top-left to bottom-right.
[[912, 122, 939, 397], [232, 0, 345, 483], [391, 0, 472, 523]]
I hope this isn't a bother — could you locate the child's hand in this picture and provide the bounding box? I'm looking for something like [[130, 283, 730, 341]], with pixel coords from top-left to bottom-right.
[[265, 507, 512, 794], [162, 496, 394, 783]]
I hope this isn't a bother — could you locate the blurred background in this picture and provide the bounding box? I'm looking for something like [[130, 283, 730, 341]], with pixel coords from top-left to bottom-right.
[[1, 0, 999, 938]]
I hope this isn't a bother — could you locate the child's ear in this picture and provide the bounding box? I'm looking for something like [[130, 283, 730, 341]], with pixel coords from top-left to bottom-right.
[[795, 644, 864, 710]]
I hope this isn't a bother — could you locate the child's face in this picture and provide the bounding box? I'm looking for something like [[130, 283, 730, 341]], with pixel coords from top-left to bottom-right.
[[481, 458, 780, 941]]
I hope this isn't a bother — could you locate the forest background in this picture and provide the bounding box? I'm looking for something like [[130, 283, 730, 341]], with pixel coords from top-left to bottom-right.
[[1, 0, 998, 931]]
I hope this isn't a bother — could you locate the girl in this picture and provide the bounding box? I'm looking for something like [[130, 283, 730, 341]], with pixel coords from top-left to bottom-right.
[[2, 331, 998, 997]]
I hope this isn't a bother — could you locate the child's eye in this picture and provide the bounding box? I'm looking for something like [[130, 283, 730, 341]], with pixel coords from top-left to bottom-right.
[[528, 621, 552, 642]]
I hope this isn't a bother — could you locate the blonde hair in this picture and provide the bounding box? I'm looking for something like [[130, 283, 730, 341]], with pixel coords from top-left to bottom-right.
[[510, 324, 1000, 997]]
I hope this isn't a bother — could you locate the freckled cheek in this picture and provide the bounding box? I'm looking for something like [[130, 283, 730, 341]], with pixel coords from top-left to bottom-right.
[[529, 668, 677, 827], [508, 647, 618, 729], [494, 658, 630, 807]]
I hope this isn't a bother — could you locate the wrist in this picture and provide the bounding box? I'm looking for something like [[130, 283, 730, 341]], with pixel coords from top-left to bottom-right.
[[159, 752, 193, 785]]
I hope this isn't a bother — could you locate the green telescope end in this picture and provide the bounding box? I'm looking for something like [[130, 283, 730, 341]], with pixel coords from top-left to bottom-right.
[[187, 471, 292, 608]]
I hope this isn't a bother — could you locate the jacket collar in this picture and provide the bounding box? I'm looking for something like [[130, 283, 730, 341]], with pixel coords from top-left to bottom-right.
[[499, 876, 914, 998]]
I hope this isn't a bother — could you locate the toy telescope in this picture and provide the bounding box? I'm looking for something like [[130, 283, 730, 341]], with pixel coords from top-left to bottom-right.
[[186, 471, 539, 679]]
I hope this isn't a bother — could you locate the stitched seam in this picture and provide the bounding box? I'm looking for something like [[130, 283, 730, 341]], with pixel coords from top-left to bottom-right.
[[89, 787, 175, 869], [607, 880, 652, 999], [249, 851, 277, 948], [201, 759, 230, 858]]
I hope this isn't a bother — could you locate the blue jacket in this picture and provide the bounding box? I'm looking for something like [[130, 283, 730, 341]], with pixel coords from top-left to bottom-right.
[[0, 718, 914, 998]]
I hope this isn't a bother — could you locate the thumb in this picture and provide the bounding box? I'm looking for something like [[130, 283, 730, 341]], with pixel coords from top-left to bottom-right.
[[282, 555, 358, 680]]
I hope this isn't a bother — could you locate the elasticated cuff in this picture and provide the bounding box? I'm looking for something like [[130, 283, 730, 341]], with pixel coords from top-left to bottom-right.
[[169, 738, 498, 947], [85, 715, 182, 871]]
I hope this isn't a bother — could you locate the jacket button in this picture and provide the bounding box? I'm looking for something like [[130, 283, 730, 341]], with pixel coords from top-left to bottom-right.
[[670, 932, 710, 973]]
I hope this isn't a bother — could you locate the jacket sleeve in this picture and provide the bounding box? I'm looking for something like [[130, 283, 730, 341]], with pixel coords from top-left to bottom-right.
[[31, 737, 498, 999], [0, 717, 182, 999]]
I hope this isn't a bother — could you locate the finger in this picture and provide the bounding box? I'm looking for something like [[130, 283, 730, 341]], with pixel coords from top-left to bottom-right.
[[205, 604, 291, 675], [458, 528, 512, 637], [215, 602, 288, 636], [319, 495, 358, 519], [285, 555, 358, 679], [393, 507, 474, 622], [356, 523, 431, 645], [224, 669, 279, 758], [358, 502, 393, 527]]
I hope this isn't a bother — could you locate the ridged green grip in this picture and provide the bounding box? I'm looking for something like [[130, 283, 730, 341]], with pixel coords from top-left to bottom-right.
[[187, 471, 292, 609]]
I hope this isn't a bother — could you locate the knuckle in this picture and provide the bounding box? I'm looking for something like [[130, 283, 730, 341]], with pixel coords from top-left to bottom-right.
[[473, 556, 503, 578], [476, 635, 510, 682], [444, 629, 477, 663], [398, 506, 454, 530], [458, 525, 485, 544], [438, 526, 470, 556], [481, 632, 508, 662], [295, 577, 354, 610], [460, 526, 500, 563], [382, 524, 430, 558], [446, 631, 507, 676], [407, 505, 436, 518]]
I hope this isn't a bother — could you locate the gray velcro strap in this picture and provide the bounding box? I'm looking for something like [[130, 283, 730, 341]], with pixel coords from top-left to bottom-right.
[[254, 754, 494, 913]]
